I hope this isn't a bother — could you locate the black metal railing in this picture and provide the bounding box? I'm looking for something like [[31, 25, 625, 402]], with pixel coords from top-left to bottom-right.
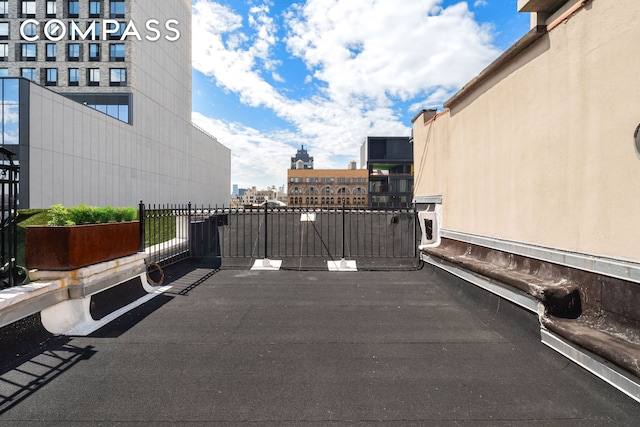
[[139, 202, 192, 268], [140, 202, 418, 268]]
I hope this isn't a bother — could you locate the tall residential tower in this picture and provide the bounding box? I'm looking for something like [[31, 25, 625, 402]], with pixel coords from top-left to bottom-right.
[[0, 0, 230, 208]]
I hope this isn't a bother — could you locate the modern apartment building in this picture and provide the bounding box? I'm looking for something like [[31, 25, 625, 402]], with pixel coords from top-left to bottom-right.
[[0, 0, 230, 208], [360, 136, 413, 208]]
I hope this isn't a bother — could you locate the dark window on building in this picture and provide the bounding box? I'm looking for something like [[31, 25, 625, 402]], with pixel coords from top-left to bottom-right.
[[0, 2, 8, 18], [92, 21, 101, 39], [21, 67, 35, 81], [109, 68, 126, 86], [46, 43, 57, 61], [46, 1, 57, 17], [21, 1, 36, 18], [68, 22, 79, 40], [20, 43, 36, 61], [110, 0, 125, 18], [0, 22, 7, 40], [88, 68, 100, 86], [89, 0, 101, 18], [106, 21, 125, 40], [89, 43, 100, 61], [0, 43, 6, 61], [67, 1, 79, 18], [109, 43, 125, 61], [65, 93, 132, 124], [68, 67, 79, 86], [67, 43, 80, 61], [44, 68, 57, 86]]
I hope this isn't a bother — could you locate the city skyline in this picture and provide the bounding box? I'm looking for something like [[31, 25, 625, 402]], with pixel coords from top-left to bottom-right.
[[190, 0, 530, 189]]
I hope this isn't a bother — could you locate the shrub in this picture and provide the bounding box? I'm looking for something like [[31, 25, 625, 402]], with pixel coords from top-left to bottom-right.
[[114, 207, 137, 222], [99, 205, 116, 223], [47, 204, 137, 225], [47, 204, 74, 226], [68, 204, 99, 225]]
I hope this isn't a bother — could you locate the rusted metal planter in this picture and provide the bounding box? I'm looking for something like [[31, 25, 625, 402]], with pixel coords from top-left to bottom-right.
[[26, 222, 140, 270]]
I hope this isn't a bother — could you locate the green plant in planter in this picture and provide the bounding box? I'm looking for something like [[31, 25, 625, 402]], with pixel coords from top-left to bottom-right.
[[47, 204, 74, 226], [68, 204, 100, 225], [114, 207, 137, 222], [99, 205, 116, 223], [46, 204, 137, 225]]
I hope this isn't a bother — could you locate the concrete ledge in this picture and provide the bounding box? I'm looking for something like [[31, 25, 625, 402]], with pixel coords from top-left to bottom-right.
[[0, 253, 150, 330], [0, 281, 67, 329], [30, 252, 148, 299]]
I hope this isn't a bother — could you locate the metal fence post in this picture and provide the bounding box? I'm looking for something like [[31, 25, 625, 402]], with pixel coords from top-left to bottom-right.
[[188, 202, 192, 257], [264, 202, 268, 259], [138, 200, 145, 252], [342, 201, 346, 259]]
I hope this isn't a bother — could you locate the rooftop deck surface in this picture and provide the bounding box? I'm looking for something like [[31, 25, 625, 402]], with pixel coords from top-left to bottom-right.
[[1, 260, 639, 425]]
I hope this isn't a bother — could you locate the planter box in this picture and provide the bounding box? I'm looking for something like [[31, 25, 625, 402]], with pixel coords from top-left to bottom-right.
[[26, 222, 140, 271]]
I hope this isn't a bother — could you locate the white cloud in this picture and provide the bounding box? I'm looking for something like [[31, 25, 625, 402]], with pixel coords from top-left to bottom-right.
[[192, 112, 300, 189], [474, 1, 489, 7], [192, 0, 504, 188]]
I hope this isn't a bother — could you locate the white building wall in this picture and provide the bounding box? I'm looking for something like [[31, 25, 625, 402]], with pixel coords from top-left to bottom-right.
[[27, 82, 230, 208]]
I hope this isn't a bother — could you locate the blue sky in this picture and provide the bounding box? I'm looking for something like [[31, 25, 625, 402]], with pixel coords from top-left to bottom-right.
[[190, 0, 530, 191]]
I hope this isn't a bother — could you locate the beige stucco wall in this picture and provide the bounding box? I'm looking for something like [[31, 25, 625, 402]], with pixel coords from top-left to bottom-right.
[[413, 0, 640, 261]]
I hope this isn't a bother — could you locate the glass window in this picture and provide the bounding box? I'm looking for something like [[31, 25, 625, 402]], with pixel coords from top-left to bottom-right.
[[88, 68, 100, 86], [21, 1, 36, 17], [110, 68, 126, 86], [106, 21, 125, 40], [0, 23, 6, 40], [46, 43, 57, 60], [0, 43, 6, 61], [21, 43, 36, 61], [22, 22, 37, 38], [69, 21, 99, 40], [47, 1, 57, 17], [89, 1, 101, 17], [68, 67, 79, 86], [109, 43, 125, 61], [2, 78, 20, 145], [21, 68, 36, 81], [67, 43, 80, 61], [89, 43, 100, 61], [118, 104, 129, 122], [68, 22, 78, 40], [0, 68, 7, 77], [68, 1, 79, 17], [45, 68, 57, 86], [110, 0, 125, 18], [92, 21, 101, 38], [0, 2, 7, 18]]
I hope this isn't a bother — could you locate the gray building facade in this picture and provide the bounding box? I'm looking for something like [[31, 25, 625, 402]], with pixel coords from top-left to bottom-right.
[[360, 136, 413, 208], [0, 0, 230, 208]]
